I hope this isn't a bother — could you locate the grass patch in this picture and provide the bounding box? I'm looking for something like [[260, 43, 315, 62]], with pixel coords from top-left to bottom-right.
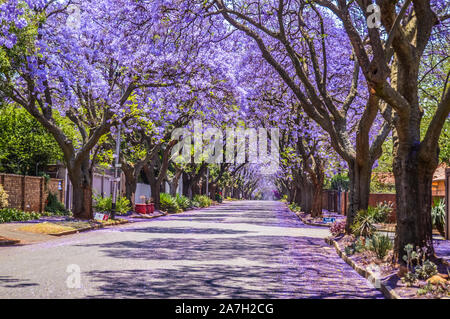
[[18, 222, 76, 234]]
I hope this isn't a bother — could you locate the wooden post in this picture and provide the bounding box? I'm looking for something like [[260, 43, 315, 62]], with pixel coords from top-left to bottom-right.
[[445, 168, 450, 240]]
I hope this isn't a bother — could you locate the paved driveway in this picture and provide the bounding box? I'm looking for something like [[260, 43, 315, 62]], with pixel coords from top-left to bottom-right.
[[0, 200, 383, 298]]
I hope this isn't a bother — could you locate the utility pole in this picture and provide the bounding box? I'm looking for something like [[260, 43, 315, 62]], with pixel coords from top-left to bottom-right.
[[206, 167, 209, 198], [111, 124, 122, 220]]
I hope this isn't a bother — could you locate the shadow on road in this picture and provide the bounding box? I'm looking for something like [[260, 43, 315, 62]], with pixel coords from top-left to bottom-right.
[[79, 233, 383, 299]]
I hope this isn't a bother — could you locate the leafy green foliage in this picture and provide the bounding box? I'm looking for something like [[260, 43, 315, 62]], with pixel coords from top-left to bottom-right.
[[401, 244, 438, 286], [160, 193, 181, 213], [369, 234, 393, 259], [370, 202, 393, 223], [431, 198, 446, 237], [0, 106, 62, 176], [193, 195, 212, 208], [175, 194, 192, 211], [45, 192, 70, 216], [329, 173, 349, 191], [93, 194, 112, 213], [345, 237, 372, 255], [344, 245, 355, 256], [93, 194, 131, 215], [0, 208, 40, 223], [288, 202, 301, 213], [0, 185, 9, 209], [415, 260, 438, 280], [401, 272, 418, 286]]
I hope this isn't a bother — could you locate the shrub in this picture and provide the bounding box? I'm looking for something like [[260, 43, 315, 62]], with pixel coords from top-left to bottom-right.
[[193, 195, 212, 208], [175, 194, 192, 211], [288, 202, 301, 213], [93, 194, 131, 215], [354, 237, 372, 253], [345, 236, 371, 255], [351, 209, 376, 237], [93, 194, 112, 213], [45, 192, 70, 216], [0, 185, 8, 209], [401, 272, 418, 286], [431, 198, 446, 237], [372, 201, 393, 223], [191, 200, 201, 208], [0, 208, 40, 223], [330, 219, 346, 237], [345, 246, 355, 256], [160, 193, 181, 213], [415, 260, 438, 280], [116, 196, 131, 215], [370, 233, 393, 259], [330, 173, 350, 191]]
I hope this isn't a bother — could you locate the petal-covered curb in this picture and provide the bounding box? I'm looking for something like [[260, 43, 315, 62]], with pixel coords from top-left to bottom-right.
[[292, 211, 331, 227], [325, 237, 401, 299]]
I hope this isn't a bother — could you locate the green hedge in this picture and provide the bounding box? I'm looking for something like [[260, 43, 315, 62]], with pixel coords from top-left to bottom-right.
[[193, 195, 212, 208], [0, 208, 41, 223]]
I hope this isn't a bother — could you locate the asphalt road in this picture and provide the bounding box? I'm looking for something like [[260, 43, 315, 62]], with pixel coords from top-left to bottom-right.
[[0, 200, 383, 298]]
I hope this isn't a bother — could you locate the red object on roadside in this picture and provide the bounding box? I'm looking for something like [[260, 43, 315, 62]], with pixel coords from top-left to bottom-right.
[[146, 203, 154, 214], [135, 204, 147, 214]]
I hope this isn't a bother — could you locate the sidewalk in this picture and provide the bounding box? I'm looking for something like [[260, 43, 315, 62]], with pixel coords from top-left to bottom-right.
[[0, 223, 56, 245], [0, 216, 129, 245], [0, 207, 207, 245]]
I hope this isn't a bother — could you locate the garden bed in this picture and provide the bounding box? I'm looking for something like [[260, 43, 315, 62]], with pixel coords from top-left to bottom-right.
[[328, 234, 450, 299]]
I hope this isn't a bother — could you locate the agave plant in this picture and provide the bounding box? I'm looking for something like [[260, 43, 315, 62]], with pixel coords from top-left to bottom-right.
[[351, 209, 376, 238], [431, 198, 446, 237]]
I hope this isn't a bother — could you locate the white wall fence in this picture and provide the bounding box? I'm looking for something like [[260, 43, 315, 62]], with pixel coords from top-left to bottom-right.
[[64, 169, 183, 209]]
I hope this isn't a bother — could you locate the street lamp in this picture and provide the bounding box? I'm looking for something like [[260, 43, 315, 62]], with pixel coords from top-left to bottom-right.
[[111, 124, 121, 220], [111, 82, 124, 220]]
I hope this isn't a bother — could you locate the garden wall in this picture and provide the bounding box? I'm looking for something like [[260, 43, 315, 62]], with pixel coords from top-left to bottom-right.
[[324, 190, 445, 223], [0, 173, 64, 212]]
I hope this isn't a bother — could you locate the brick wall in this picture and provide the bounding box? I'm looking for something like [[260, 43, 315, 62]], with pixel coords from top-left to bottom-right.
[[324, 190, 445, 223], [0, 173, 64, 212]]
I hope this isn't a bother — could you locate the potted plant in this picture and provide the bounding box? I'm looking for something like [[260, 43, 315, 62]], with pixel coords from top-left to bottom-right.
[[146, 198, 154, 214], [135, 196, 147, 214]]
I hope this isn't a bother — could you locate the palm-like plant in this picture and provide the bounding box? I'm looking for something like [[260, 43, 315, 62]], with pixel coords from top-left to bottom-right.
[[431, 198, 446, 237]]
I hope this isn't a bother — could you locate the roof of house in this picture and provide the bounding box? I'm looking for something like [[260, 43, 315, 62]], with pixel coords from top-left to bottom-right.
[[433, 163, 448, 181], [372, 172, 395, 185], [372, 163, 448, 183]]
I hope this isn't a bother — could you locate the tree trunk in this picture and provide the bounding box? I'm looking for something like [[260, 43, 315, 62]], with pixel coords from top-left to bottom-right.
[[311, 181, 323, 218], [209, 183, 216, 200], [393, 151, 436, 262], [69, 160, 93, 219], [124, 175, 137, 208], [169, 181, 178, 197], [150, 182, 161, 210], [346, 160, 371, 232]]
